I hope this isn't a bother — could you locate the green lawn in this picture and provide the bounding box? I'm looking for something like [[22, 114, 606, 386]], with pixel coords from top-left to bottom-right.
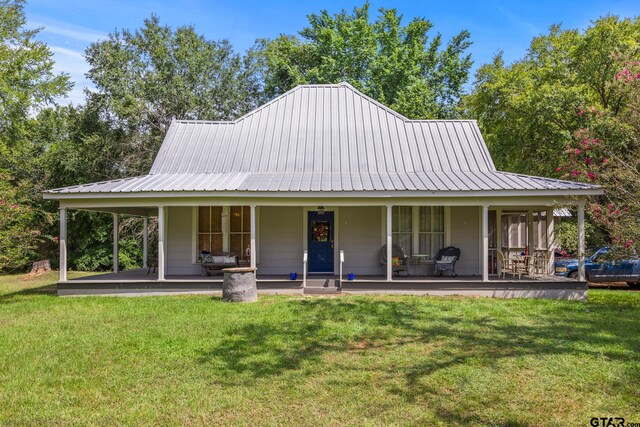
[[1, 273, 639, 426]]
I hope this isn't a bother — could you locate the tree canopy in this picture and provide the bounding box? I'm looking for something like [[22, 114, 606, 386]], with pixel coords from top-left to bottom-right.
[[466, 16, 640, 177], [258, 3, 473, 119]]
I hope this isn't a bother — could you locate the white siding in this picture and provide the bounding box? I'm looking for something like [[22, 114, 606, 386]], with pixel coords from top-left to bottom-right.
[[166, 206, 200, 275], [258, 207, 303, 275], [449, 206, 481, 276], [338, 207, 384, 276]]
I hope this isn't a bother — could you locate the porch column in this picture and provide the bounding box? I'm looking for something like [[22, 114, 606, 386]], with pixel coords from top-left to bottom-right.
[[59, 207, 67, 282], [578, 201, 586, 281], [527, 208, 534, 256], [113, 213, 119, 274], [142, 216, 148, 269], [482, 205, 489, 282], [546, 207, 555, 276], [158, 206, 165, 281], [496, 208, 502, 275], [386, 205, 392, 281], [250, 205, 256, 269]]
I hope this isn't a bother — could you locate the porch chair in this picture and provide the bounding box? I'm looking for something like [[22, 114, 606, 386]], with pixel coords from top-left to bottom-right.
[[380, 243, 410, 276], [434, 246, 461, 277], [496, 250, 521, 279]]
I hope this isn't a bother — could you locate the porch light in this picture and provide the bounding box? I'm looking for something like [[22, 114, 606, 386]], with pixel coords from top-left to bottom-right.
[[317, 206, 325, 215]]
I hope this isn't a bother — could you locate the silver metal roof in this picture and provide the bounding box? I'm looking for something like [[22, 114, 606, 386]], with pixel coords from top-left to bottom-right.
[[46, 82, 601, 195]]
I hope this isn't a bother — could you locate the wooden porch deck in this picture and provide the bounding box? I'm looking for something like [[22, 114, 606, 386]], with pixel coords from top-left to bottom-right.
[[58, 269, 587, 300]]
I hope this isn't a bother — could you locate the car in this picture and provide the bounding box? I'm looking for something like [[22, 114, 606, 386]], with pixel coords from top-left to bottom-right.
[[555, 247, 640, 288]]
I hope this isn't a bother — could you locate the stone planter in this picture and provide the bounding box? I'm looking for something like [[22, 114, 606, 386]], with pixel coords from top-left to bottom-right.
[[221, 267, 257, 302]]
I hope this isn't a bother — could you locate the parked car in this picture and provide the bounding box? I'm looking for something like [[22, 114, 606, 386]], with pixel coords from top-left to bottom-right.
[[555, 247, 640, 288]]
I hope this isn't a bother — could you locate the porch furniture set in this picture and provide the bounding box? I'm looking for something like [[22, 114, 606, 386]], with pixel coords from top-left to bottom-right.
[[381, 244, 461, 277], [496, 251, 550, 279]]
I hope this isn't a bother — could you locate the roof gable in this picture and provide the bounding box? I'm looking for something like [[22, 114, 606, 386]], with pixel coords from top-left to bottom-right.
[[149, 83, 496, 175]]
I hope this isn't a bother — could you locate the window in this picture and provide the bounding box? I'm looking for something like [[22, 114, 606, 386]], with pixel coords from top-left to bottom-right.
[[392, 206, 445, 258], [198, 207, 223, 254], [501, 211, 547, 250], [392, 206, 413, 255], [229, 206, 250, 260], [418, 206, 444, 258], [197, 206, 250, 260]]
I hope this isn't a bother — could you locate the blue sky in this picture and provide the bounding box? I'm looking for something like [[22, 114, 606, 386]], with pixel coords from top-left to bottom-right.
[[25, 0, 640, 106]]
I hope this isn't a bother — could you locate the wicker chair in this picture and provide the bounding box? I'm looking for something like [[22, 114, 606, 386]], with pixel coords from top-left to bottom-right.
[[380, 244, 410, 276], [434, 246, 461, 277]]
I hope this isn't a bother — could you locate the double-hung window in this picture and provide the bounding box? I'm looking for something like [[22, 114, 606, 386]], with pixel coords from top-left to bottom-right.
[[197, 206, 250, 260], [392, 206, 445, 258]]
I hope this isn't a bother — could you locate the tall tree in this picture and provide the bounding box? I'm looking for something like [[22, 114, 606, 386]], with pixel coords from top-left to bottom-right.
[[84, 15, 261, 177], [0, 0, 71, 180], [466, 16, 640, 177], [257, 3, 472, 119], [0, 0, 70, 271]]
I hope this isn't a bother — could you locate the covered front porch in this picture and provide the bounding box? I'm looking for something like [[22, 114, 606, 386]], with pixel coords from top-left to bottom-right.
[[53, 194, 590, 299]]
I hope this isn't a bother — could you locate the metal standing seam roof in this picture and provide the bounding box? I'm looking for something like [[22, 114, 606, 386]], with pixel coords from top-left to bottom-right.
[[45, 82, 601, 195]]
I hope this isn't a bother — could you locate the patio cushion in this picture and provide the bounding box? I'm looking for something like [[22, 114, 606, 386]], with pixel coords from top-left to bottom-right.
[[392, 256, 400, 266], [436, 255, 456, 264], [201, 254, 214, 263], [222, 256, 236, 264]]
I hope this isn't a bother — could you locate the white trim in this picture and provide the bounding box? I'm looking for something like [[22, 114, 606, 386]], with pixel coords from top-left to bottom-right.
[[444, 206, 451, 246], [482, 205, 489, 282], [303, 206, 339, 274], [222, 206, 230, 252], [112, 213, 119, 274], [546, 207, 555, 276], [386, 205, 392, 281], [158, 206, 166, 281], [578, 201, 586, 281], [250, 205, 256, 269], [56, 196, 591, 210], [142, 216, 148, 269], [59, 208, 67, 282], [44, 188, 603, 201], [191, 207, 197, 263]]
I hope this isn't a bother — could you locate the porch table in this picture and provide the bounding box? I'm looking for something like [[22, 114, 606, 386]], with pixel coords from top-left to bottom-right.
[[411, 254, 432, 277], [511, 255, 533, 277]]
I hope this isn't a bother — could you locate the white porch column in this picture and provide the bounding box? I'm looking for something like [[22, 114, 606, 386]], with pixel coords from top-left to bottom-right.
[[112, 213, 119, 274], [250, 205, 257, 269], [578, 201, 586, 281], [527, 208, 534, 256], [546, 207, 555, 276], [59, 207, 67, 282], [386, 205, 392, 281], [482, 205, 489, 282], [142, 216, 148, 269], [496, 208, 502, 275], [158, 206, 166, 281]]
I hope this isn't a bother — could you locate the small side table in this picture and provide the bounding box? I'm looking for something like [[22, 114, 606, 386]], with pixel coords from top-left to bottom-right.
[[411, 254, 432, 277]]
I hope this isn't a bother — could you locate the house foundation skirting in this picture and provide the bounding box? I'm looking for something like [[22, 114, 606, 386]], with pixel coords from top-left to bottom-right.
[[57, 277, 587, 300]]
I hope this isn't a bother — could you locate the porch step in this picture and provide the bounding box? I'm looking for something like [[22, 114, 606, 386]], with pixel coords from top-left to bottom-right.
[[303, 286, 342, 295], [305, 278, 339, 288]]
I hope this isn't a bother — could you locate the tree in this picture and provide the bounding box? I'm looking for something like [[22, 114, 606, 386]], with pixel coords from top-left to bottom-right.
[[0, 0, 71, 271], [0, 0, 71, 180], [257, 2, 472, 119], [557, 58, 640, 255], [84, 15, 262, 177], [466, 16, 640, 177]]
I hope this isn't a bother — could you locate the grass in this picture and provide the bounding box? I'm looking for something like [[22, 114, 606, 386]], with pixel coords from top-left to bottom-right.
[[0, 273, 639, 426]]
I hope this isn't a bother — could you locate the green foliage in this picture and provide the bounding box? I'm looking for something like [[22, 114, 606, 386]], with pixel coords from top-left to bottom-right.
[[2, 276, 640, 424], [466, 16, 640, 177], [554, 219, 606, 255], [84, 15, 262, 177], [0, 0, 71, 180], [258, 3, 472, 119], [0, 173, 54, 271], [557, 58, 640, 255]]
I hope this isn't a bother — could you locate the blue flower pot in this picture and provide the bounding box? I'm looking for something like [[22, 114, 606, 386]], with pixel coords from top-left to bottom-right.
[[347, 273, 355, 281], [290, 272, 298, 280]]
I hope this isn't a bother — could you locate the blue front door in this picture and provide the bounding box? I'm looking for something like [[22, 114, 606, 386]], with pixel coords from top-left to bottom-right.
[[308, 211, 334, 273]]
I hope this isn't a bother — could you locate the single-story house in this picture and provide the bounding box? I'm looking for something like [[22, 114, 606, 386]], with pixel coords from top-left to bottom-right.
[[44, 82, 602, 298]]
